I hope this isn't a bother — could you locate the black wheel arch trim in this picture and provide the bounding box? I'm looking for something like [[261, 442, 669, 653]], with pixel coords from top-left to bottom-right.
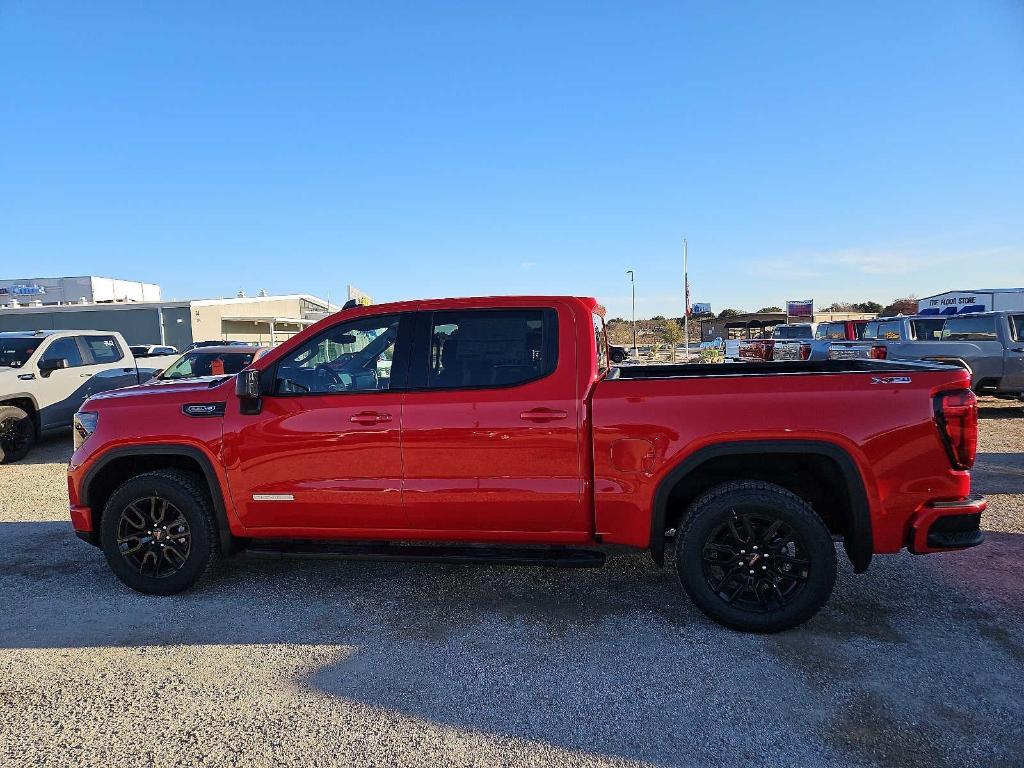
[[650, 439, 873, 573], [80, 444, 235, 554]]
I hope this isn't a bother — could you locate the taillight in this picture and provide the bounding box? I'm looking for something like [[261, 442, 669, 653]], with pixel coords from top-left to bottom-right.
[[869, 344, 887, 359], [934, 389, 978, 470], [799, 342, 811, 360]]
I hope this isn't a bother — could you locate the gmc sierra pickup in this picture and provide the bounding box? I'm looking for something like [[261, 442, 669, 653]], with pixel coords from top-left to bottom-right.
[[67, 296, 985, 632]]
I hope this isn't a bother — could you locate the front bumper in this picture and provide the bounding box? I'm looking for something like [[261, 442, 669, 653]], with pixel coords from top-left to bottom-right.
[[909, 495, 986, 554]]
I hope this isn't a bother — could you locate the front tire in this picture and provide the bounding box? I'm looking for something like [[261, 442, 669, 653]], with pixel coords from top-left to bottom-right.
[[0, 405, 35, 463], [675, 480, 837, 632], [100, 469, 220, 595]]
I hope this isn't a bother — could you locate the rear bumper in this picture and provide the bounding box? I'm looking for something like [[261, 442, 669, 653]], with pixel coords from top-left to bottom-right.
[[909, 495, 986, 554]]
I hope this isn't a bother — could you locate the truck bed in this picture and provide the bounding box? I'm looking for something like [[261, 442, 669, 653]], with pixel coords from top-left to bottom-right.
[[613, 359, 954, 379]]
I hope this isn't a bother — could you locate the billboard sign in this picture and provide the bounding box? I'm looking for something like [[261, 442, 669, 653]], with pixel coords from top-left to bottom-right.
[[787, 299, 813, 318], [691, 302, 712, 315]]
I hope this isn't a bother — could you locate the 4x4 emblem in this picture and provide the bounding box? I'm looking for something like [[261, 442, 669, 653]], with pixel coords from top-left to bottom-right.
[[871, 376, 912, 385]]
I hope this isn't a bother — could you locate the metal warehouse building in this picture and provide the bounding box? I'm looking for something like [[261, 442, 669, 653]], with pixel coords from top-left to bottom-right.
[[0, 294, 337, 350]]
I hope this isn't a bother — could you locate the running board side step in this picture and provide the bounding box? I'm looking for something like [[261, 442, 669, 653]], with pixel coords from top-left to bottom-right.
[[243, 541, 606, 568]]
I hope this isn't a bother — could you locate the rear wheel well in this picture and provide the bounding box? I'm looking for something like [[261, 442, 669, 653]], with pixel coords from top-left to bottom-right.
[[652, 443, 871, 572], [662, 453, 852, 536], [82, 452, 235, 553]]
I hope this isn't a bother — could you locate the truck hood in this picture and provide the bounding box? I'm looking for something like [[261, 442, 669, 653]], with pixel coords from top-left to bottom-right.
[[89, 376, 233, 401]]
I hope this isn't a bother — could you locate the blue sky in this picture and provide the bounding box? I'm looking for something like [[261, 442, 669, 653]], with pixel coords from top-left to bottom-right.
[[2, 2, 1022, 319]]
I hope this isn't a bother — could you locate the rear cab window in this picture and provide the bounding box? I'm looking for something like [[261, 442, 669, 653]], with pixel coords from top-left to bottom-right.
[[425, 308, 557, 389], [876, 321, 904, 341], [942, 315, 998, 341], [910, 318, 944, 340]]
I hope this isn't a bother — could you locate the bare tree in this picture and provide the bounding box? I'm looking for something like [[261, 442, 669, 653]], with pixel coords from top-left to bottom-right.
[[662, 319, 683, 362]]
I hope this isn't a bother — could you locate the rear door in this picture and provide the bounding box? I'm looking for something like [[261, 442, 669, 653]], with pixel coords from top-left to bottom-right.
[[79, 335, 138, 394], [400, 304, 587, 534]]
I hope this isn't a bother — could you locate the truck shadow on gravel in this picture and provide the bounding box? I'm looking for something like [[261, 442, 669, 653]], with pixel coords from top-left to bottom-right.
[[972, 452, 1024, 495], [2, 520, 1024, 766]]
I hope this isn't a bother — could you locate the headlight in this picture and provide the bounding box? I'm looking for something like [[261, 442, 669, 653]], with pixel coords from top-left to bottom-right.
[[73, 411, 98, 450]]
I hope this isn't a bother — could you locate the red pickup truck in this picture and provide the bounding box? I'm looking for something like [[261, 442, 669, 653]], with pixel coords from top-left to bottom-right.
[[67, 296, 985, 632]]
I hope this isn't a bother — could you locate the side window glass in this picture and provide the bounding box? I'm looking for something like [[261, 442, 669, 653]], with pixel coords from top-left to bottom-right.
[[427, 309, 556, 389], [1009, 315, 1024, 342], [275, 315, 400, 394], [878, 321, 902, 340], [41, 337, 85, 368], [593, 314, 608, 373], [84, 335, 124, 364], [942, 316, 998, 341]]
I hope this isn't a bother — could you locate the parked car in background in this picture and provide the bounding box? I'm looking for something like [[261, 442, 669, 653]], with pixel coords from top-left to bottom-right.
[[148, 345, 268, 383], [68, 295, 984, 633], [0, 330, 165, 463], [129, 344, 178, 358], [885, 312, 1024, 399], [828, 316, 945, 362]]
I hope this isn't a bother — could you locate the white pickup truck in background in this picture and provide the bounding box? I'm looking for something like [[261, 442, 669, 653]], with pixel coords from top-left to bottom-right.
[[0, 330, 176, 463]]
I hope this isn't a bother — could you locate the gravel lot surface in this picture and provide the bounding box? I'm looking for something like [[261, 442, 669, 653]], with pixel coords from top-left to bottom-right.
[[2, 400, 1023, 767]]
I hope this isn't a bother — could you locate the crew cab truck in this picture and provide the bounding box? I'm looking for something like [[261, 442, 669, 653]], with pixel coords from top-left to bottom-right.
[[67, 296, 985, 632], [0, 330, 169, 463], [889, 312, 1024, 399], [828, 316, 945, 362]]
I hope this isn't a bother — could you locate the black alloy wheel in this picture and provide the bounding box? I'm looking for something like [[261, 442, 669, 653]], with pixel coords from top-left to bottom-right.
[[116, 495, 192, 578], [701, 511, 809, 613], [675, 480, 837, 632], [100, 469, 220, 595], [0, 406, 35, 463]]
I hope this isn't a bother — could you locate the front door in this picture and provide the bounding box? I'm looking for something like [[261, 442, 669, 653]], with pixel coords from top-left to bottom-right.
[[401, 305, 586, 534], [36, 335, 90, 430], [223, 313, 410, 534]]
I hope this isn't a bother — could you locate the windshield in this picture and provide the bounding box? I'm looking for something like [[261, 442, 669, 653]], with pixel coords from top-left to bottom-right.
[[0, 338, 39, 368], [159, 351, 255, 379]]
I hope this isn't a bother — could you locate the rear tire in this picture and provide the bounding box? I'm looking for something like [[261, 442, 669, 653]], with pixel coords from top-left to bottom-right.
[[100, 469, 220, 595], [675, 480, 837, 632], [0, 405, 35, 463]]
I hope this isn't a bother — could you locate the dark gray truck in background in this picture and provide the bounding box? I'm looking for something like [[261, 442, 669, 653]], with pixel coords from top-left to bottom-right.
[[905, 312, 1024, 398]]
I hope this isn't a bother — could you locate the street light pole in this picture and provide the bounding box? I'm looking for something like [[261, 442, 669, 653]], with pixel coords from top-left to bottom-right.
[[683, 238, 689, 360], [626, 269, 637, 357]]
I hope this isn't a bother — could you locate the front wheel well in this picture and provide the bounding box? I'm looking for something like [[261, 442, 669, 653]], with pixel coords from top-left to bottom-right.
[[652, 443, 871, 572], [82, 450, 236, 553], [0, 397, 39, 434]]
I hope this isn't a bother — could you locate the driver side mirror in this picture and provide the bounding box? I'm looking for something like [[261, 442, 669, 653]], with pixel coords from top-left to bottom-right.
[[38, 358, 68, 377], [235, 369, 262, 398]]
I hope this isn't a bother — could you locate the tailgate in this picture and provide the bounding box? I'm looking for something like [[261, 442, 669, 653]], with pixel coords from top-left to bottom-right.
[[828, 343, 874, 360]]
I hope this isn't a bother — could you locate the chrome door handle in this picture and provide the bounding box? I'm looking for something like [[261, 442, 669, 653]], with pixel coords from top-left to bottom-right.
[[349, 411, 392, 425], [80, 373, 93, 378], [520, 408, 568, 422]]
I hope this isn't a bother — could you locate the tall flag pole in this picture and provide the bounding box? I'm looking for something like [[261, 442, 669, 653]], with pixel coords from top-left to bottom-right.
[[683, 237, 690, 360]]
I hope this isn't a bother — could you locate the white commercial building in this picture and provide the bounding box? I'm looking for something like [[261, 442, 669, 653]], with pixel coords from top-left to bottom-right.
[[0, 276, 161, 306], [918, 288, 1024, 316]]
